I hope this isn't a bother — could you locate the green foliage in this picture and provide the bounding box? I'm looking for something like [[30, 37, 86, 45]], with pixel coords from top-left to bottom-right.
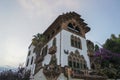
[[32, 33, 46, 46], [94, 44, 99, 52], [103, 34, 120, 53], [94, 34, 120, 79], [32, 33, 46, 55]]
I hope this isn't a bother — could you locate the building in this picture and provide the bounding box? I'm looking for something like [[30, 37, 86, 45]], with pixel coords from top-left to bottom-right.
[[25, 12, 106, 80]]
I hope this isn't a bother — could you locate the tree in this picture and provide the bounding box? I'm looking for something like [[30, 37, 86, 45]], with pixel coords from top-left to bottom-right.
[[94, 44, 99, 52], [103, 34, 120, 53], [94, 48, 120, 79], [32, 33, 46, 55], [0, 67, 30, 80], [32, 33, 45, 46], [94, 34, 120, 79]]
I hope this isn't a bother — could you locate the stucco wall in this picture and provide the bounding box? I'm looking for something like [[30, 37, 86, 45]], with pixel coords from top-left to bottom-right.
[[61, 29, 90, 69], [42, 31, 61, 66], [25, 45, 36, 75], [41, 29, 90, 69]]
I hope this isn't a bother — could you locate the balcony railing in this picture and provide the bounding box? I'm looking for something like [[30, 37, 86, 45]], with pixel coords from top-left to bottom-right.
[[49, 46, 57, 54]]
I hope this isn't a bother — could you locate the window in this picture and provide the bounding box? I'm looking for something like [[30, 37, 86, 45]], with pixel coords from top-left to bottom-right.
[[77, 63, 80, 68], [75, 26, 80, 32], [73, 61, 76, 68], [26, 59, 29, 66], [68, 61, 72, 67], [42, 45, 48, 57], [68, 51, 87, 73], [28, 51, 31, 56], [81, 62, 83, 69], [70, 35, 82, 49], [67, 23, 82, 34], [53, 38, 56, 46], [75, 40, 77, 48], [71, 35, 74, 46], [31, 57, 34, 65], [45, 46, 48, 55], [77, 38, 82, 49], [68, 23, 74, 29], [84, 64, 86, 69]]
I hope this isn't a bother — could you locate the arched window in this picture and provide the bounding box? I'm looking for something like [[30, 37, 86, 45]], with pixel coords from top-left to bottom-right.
[[84, 64, 86, 69], [79, 61, 82, 69], [71, 35, 74, 46], [75, 26, 80, 32], [68, 23, 74, 29], [77, 62, 80, 68], [68, 54, 72, 67], [74, 37, 77, 47], [78, 38, 82, 49]]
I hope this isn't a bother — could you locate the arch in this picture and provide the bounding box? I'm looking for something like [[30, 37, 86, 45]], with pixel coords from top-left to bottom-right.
[[75, 26, 80, 32], [78, 38, 82, 49], [70, 51, 74, 55], [71, 35, 74, 46], [74, 36, 77, 47], [75, 50, 79, 55], [68, 23, 74, 29]]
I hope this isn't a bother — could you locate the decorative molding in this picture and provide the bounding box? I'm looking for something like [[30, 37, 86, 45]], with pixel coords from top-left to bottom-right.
[[64, 50, 69, 54]]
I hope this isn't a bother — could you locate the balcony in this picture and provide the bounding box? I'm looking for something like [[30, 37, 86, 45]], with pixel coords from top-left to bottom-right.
[[49, 46, 57, 54], [71, 70, 84, 78], [35, 56, 44, 63], [43, 64, 61, 79]]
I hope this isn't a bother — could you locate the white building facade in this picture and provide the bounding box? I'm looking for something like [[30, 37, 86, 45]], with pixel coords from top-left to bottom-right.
[[25, 12, 99, 80], [25, 45, 36, 79]]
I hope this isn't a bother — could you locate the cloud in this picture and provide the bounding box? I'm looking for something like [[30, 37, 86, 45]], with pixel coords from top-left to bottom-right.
[[18, 0, 80, 18], [17, 0, 81, 33]]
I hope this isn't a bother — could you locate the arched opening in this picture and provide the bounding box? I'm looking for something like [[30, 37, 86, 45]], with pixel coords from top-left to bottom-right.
[[75, 26, 80, 32], [77, 38, 82, 49], [71, 35, 74, 46], [68, 23, 74, 29]]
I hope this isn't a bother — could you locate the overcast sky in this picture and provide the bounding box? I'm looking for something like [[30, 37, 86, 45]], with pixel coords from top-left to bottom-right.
[[0, 0, 120, 67]]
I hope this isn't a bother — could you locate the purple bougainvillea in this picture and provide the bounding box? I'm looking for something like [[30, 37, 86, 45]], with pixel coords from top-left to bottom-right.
[[94, 48, 120, 67]]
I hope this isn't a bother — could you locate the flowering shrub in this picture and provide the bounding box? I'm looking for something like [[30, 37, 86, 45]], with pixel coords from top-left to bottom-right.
[[94, 48, 120, 78]]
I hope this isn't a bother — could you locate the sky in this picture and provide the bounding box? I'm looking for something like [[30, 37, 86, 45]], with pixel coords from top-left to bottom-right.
[[0, 0, 120, 67]]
